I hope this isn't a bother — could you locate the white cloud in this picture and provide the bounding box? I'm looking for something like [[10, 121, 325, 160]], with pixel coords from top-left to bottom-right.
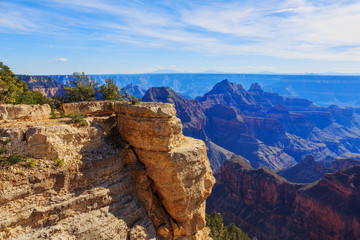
[[55, 58, 68, 62], [2, 0, 360, 62]]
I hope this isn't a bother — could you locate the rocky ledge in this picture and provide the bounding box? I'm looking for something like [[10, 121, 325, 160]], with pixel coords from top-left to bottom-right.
[[0, 101, 215, 239]]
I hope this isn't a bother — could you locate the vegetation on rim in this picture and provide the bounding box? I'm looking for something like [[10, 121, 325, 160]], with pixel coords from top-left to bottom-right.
[[206, 211, 250, 240]]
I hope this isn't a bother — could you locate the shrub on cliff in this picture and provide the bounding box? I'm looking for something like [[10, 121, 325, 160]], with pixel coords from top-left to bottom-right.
[[206, 211, 250, 240], [121, 87, 141, 104], [63, 72, 98, 102], [0, 62, 27, 104], [0, 62, 53, 105], [99, 78, 142, 104], [66, 112, 88, 126], [100, 78, 122, 100], [0, 135, 26, 165]]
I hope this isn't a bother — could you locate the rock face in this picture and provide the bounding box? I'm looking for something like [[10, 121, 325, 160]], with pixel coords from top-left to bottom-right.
[[0, 104, 51, 121], [124, 83, 147, 99], [143, 87, 233, 171], [17, 75, 64, 97], [277, 155, 360, 183], [0, 102, 214, 239], [207, 156, 360, 240], [143, 80, 360, 170]]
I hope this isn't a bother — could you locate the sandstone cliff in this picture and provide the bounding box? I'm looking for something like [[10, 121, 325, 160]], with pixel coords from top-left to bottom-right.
[[207, 156, 360, 240], [0, 101, 215, 239]]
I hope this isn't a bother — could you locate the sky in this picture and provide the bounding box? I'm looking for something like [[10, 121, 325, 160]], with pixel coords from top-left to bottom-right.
[[1, 0, 360, 75]]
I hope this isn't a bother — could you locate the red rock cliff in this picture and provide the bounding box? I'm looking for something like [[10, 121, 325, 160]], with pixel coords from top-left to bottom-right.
[[207, 156, 360, 240]]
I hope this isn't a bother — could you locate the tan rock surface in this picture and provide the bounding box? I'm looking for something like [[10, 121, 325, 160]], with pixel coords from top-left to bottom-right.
[[0, 104, 51, 121], [0, 102, 214, 239]]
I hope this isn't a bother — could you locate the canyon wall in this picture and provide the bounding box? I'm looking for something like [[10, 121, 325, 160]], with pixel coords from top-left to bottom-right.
[[0, 101, 214, 239], [207, 156, 360, 240]]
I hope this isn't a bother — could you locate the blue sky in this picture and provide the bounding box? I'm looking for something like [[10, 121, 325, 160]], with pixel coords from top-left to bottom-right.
[[1, 0, 360, 74]]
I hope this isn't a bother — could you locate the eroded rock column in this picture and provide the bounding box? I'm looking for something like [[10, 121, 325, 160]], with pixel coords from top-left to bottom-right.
[[116, 103, 215, 239]]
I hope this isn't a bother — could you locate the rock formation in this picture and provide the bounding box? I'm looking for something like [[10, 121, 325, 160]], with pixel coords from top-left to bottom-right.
[[17, 75, 64, 97], [277, 155, 360, 183], [0, 104, 51, 121], [143, 80, 360, 170], [0, 101, 214, 239], [207, 156, 360, 240], [143, 87, 234, 171]]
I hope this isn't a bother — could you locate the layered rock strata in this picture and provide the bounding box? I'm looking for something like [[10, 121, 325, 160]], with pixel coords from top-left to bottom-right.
[[207, 156, 360, 240], [0, 104, 51, 121], [0, 102, 214, 239], [143, 80, 360, 171]]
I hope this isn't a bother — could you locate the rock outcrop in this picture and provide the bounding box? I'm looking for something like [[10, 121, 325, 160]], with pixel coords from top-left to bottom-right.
[[207, 156, 360, 240], [0, 102, 214, 239], [0, 104, 51, 121]]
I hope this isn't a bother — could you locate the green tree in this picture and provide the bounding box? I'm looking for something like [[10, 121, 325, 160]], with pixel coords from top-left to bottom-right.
[[0, 62, 26, 103], [63, 72, 98, 102], [121, 87, 141, 104], [206, 211, 224, 240], [15, 88, 51, 105], [206, 211, 250, 240], [100, 78, 122, 100], [0, 62, 53, 105]]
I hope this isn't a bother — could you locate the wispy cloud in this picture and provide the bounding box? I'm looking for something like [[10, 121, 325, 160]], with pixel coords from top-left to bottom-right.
[[1, 0, 360, 63], [55, 58, 68, 62]]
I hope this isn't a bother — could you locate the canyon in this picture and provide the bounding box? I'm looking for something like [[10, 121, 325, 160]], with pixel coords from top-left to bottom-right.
[[0, 101, 215, 239], [143, 80, 360, 171], [206, 156, 360, 240]]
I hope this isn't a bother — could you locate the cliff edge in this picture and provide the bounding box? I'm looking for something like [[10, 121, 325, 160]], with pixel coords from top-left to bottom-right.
[[0, 101, 215, 239]]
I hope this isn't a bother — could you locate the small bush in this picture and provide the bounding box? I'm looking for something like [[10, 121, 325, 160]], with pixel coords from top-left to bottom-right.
[[66, 112, 88, 126], [206, 211, 250, 240], [50, 108, 57, 119], [0, 153, 26, 165], [55, 158, 64, 168], [121, 87, 141, 104], [28, 158, 37, 168], [0, 137, 11, 155], [59, 109, 67, 118]]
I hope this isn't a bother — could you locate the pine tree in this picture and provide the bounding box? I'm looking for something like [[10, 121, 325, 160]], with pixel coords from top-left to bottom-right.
[[63, 72, 98, 102], [100, 78, 121, 100]]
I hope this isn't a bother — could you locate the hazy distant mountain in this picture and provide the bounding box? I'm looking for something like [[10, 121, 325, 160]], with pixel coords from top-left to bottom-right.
[[150, 69, 179, 73], [124, 83, 146, 99], [202, 70, 225, 73], [48, 73, 360, 107]]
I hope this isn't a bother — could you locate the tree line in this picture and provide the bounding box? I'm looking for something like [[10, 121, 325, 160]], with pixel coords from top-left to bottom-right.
[[0, 62, 140, 106]]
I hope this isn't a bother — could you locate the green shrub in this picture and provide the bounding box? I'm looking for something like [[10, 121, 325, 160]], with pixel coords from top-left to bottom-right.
[[0, 153, 26, 165], [206, 211, 250, 240], [121, 87, 141, 104], [55, 158, 64, 167], [100, 78, 121, 100], [28, 158, 37, 168], [0, 136, 26, 165], [66, 112, 88, 126], [0, 137, 11, 154], [63, 72, 98, 102], [50, 108, 57, 119]]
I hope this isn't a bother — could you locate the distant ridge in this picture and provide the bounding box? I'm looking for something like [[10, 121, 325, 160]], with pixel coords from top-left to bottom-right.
[[150, 69, 179, 73]]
